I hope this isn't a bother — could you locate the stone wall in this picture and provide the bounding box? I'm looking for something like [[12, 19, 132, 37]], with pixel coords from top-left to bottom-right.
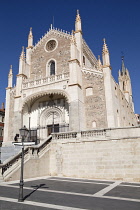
[[111, 77, 137, 127], [3, 127, 140, 182], [82, 71, 107, 129], [52, 134, 140, 182]]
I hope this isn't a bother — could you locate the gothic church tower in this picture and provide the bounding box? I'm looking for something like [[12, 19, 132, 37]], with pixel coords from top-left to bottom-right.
[[118, 57, 134, 111]]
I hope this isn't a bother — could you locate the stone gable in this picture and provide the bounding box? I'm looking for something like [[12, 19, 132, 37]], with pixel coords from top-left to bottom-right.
[[30, 31, 71, 79]]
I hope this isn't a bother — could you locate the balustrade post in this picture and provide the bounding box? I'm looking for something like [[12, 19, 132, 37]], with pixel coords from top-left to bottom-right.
[[77, 132, 81, 140], [105, 129, 110, 137]]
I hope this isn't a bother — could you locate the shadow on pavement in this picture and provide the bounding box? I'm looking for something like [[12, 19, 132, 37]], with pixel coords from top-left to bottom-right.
[[23, 184, 47, 201]]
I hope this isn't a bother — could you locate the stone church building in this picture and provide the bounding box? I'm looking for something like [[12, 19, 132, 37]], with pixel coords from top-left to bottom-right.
[[4, 11, 137, 143]]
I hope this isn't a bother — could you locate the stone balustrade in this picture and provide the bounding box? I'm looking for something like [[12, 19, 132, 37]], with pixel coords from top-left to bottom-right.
[[81, 129, 106, 137], [52, 129, 106, 140], [52, 132, 77, 140], [22, 72, 69, 89], [51, 126, 140, 141]]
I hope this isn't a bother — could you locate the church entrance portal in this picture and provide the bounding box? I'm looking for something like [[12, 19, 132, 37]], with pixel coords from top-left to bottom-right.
[[38, 94, 69, 139], [47, 124, 59, 135], [23, 93, 69, 140]]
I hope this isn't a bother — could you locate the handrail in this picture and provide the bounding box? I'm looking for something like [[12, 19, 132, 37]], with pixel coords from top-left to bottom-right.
[[0, 136, 52, 175], [0, 147, 29, 175], [29, 135, 52, 153]]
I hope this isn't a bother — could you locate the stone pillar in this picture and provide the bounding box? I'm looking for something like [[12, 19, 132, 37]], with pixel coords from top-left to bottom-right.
[[102, 39, 116, 128], [68, 85, 85, 132]]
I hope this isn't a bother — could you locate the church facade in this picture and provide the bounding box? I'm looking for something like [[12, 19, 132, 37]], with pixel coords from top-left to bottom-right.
[[4, 12, 137, 143]]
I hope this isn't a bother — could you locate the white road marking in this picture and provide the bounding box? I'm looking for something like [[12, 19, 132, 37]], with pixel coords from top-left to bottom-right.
[[0, 184, 98, 197], [120, 184, 140, 188], [1, 183, 140, 204], [93, 181, 122, 196], [102, 195, 140, 203], [0, 196, 89, 210], [45, 178, 110, 185]]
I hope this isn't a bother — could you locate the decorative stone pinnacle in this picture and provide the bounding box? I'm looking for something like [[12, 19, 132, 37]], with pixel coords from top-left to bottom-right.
[[20, 46, 25, 60], [76, 10, 81, 22], [121, 55, 124, 62], [121, 56, 126, 72], [97, 55, 102, 70], [103, 38, 106, 44], [102, 38, 109, 54], [9, 65, 13, 75], [28, 27, 33, 38]]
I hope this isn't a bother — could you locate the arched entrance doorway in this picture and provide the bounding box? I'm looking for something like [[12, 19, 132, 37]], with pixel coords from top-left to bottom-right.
[[39, 105, 64, 138], [22, 92, 69, 141]]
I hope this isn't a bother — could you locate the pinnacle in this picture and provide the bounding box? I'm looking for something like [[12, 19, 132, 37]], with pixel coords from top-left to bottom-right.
[[76, 9, 81, 22], [102, 38, 109, 54], [121, 56, 126, 72], [9, 65, 13, 75], [28, 27, 33, 38], [20, 46, 25, 60], [97, 55, 102, 70]]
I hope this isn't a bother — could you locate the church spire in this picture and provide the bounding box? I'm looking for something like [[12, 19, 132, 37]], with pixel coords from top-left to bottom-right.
[[19, 46, 25, 74], [97, 55, 102, 71], [102, 38, 109, 54], [28, 27, 33, 48], [26, 28, 33, 65], [20, 46, 25, 61], [8, 65, 13, 88], [75, 10, 82, 32], [9, 65, 13, 75], [121, 56, 126, 72], [118, 56, 133, 106], [102, 38, 110, 67]]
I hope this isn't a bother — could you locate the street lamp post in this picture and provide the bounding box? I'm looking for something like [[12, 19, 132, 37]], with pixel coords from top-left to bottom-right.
[[0, 141, 2, 164], [18, 126, 28, 202], [52, 111, 55, 133]]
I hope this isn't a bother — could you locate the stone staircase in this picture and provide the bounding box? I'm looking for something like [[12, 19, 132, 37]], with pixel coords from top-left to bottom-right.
[[0, 136, 52, 181], [1, 145, 22, 164]]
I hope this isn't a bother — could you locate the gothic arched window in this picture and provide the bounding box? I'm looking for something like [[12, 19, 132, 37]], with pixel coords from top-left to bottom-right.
[[49, 60, 55, 75], [123, 81, 125, 91]]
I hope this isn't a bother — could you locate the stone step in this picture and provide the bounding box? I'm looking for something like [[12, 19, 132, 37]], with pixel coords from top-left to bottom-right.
[[1, 145, 22, 163]]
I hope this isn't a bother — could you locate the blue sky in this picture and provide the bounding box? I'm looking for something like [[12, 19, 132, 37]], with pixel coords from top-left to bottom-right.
[[0, 0, 140, 113]]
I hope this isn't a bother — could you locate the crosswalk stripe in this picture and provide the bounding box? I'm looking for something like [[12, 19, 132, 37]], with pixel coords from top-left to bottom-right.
[[0, 196, 89, 210]]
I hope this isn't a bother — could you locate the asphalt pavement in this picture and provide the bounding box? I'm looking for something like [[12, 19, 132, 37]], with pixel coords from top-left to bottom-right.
[[0, 176, 140, 210]]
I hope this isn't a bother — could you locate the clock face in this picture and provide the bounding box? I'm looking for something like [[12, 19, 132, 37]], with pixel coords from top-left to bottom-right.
[[46, 40, 57, 51]]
